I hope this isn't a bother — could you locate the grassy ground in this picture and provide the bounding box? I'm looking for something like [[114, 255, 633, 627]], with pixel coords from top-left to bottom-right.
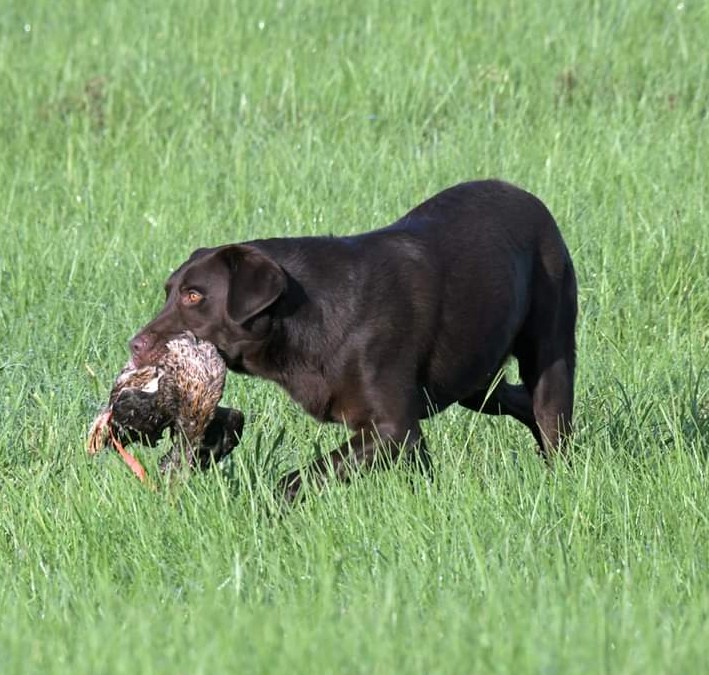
[[1, 0, 708, 672]]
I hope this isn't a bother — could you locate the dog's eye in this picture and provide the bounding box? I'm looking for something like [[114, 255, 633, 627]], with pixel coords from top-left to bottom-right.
[[183, 290, 203, 305]]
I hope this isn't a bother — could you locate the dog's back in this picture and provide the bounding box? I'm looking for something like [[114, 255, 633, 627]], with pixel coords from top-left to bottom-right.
[[248, 180, 575, 415]]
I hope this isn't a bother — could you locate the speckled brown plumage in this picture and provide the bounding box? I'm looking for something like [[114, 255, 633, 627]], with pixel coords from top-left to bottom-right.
[[88, 332, 243, 475]]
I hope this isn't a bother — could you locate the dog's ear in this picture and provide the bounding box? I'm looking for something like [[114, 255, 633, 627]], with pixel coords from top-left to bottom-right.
[[218, 245, 286, 325]]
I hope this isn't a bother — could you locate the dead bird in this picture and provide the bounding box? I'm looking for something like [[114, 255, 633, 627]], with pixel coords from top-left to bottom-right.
[[88, 331, 244, 481]]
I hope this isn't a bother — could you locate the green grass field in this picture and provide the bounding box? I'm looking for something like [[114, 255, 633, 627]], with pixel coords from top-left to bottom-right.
[[2, 0, 708, 672]]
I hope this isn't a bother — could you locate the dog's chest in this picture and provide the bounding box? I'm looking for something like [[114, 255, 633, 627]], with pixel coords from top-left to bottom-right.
[[277, 369, 332, 422], [278, 369, 367, 427]]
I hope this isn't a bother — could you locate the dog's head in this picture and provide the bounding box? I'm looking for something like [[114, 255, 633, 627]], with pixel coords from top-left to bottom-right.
[[129, 245, 286, 369]]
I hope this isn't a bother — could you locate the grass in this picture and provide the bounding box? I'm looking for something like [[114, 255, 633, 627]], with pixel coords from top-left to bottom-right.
[[1, 0, 708, 672]]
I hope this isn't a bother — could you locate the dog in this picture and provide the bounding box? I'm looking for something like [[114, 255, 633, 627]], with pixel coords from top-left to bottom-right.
[[129, 180, 577, 500]]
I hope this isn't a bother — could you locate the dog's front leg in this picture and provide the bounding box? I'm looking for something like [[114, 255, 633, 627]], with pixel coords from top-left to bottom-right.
[[278, 420, 427, 503]]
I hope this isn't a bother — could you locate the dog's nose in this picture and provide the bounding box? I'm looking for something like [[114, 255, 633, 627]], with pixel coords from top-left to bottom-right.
[[129, 333, 152, 358]]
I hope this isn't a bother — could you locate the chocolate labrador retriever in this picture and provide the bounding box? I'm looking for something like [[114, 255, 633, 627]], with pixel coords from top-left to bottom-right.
[[130, 180, 577, 500]]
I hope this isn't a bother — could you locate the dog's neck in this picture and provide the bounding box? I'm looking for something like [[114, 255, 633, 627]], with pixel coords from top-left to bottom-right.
[[240, 284, 348, 385]]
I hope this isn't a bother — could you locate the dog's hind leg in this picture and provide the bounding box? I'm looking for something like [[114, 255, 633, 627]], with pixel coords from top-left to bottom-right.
[[516, 260, 577, 458]]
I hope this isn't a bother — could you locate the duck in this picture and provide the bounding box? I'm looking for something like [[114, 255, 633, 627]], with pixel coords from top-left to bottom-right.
[[88, 332, 243, 481]]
